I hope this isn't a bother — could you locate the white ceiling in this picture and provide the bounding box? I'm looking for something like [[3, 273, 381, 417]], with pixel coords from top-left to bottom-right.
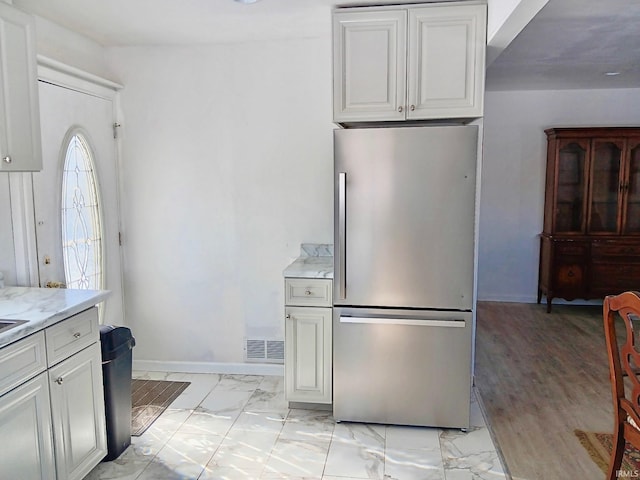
[[486, 0, 640, 90], [11, 0, 640, 91]]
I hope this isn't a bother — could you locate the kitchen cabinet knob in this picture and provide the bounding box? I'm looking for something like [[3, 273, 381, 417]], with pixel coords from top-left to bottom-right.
[[286, 314, 291, 320], [304, 290, 312, 296], [2, 156, 11, 164], [410, 105, 415, 111], [397, 106, 403, 113], [73, 332, 81, 339], [55, 377, 64, 385]]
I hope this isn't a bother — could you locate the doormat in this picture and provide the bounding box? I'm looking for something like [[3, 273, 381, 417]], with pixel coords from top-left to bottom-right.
[[574, 429, 640, 474], [131, 379, 190, 436]]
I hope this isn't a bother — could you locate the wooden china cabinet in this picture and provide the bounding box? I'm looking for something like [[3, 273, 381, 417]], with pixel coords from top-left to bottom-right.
[[538, 127, 640, 312]]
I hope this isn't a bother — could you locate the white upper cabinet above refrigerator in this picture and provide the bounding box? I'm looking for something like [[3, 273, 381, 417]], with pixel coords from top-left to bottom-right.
[[333, 2, 487, 123]]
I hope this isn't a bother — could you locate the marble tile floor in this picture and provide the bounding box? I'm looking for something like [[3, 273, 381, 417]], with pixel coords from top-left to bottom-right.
[[86, 372, 508, 480]]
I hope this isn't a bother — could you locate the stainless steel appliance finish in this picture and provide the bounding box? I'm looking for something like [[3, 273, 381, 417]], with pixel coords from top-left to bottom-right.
[[334, 126, 477, 311], [333, 307, 472, 428], [333, 125, 478, 428]]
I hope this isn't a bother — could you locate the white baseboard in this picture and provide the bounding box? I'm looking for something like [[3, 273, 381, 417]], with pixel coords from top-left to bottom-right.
[[477, 294, 603, 306], [133, 359, 284, 377]]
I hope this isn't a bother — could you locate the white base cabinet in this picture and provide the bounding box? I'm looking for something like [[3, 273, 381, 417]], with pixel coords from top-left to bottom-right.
[[333, 2, 486, 123], [284, 278, 332, 405], [0, 372, 55, 480], [0, 307, 107, 480]]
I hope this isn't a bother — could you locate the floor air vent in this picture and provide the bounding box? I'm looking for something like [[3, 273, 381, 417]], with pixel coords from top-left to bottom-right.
[[245, 338, 284, 363]]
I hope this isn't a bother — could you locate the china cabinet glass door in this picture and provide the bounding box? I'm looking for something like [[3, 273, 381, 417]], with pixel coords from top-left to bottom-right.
[[556, 141, 587, 232], [625, 141, 640, 234], [588, 140, 622, 233]]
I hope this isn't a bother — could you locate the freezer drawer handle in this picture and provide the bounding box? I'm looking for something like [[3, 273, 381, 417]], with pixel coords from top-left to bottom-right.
[[340, 316, 465, 328]]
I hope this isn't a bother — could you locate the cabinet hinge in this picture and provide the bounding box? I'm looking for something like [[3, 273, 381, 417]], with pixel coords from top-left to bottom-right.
[[118, 232, 123, 246], [113, 122, 121, 139]]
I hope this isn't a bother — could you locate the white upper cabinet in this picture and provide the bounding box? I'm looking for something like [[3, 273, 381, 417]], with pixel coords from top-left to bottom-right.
[[333, 2, 486, 123], [0, 2, 42, 171], [333, 9, 407, 122]]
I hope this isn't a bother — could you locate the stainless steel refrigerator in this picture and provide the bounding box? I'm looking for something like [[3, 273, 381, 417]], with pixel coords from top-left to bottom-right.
[[333, 125, 478, 429]]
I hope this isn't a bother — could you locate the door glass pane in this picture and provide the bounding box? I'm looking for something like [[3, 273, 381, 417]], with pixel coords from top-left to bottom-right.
[[61, 133, 104, 290], [626, 143, 640, 233], [556, 142, 586, 232], [589, 141, 621, 233]]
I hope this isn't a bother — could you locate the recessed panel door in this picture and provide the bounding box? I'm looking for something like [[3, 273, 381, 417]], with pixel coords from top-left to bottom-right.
[[33, 80, 124, 325]]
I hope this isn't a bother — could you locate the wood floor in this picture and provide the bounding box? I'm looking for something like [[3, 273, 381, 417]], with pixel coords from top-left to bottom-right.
[[474, 301, 612, 480]]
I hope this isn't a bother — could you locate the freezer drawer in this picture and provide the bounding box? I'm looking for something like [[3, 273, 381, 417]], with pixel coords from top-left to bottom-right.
[[333, 307, 472, 428]]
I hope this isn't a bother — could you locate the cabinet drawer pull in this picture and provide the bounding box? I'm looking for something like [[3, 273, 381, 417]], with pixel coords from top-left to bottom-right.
[[2, 156, 11, 164], [55, 377, 64, 385], [304, 290, 312, 296], [73, 332, 81, 339]]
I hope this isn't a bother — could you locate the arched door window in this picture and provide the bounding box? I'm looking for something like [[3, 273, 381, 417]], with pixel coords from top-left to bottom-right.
[[61, 131, 104, 291]]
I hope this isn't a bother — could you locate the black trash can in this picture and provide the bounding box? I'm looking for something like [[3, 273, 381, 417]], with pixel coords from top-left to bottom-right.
[[99, 325, 136, 461]]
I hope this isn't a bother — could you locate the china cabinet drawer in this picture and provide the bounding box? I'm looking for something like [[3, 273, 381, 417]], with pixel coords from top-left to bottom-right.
[[592, 264, 640, 289], [45, 308, 99, 366], [555, 242, 588, 257], [285, 279, 332, 307], [0, 331, 46, 396], [592, 243, 640, 258]]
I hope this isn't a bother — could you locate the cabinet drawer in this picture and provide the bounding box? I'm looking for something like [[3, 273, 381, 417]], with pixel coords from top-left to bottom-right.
[[285, 279, 332, 307], [555, 242, 588, 256], [0, 331, 46, 396], [592, 264, 640, 289], [45, 308, 99, 366], [592, 243, 640, 258]]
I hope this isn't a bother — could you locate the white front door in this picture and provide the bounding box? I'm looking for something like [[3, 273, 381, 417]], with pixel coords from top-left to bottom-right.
[[32, 80, 124, 325]]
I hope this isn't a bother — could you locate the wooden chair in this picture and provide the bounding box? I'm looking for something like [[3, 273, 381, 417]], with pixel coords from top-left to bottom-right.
[[604, 291, 640, 480]]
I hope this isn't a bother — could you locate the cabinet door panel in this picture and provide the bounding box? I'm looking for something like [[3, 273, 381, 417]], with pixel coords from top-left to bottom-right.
[[624, 140, 640, 234], [0, 373, 55, 480], [333, 10, 406, 122], [407, 4, 485, 119], [0, 3, 41, 171], [49, 342, 106, 480], [588, 139, 623, 233], [552, 258, 586, 300], [555, 140, 588, 233], [285, 307, 331, 404]]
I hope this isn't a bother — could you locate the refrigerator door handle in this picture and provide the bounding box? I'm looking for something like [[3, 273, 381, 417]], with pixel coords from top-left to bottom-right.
[[338, 172, 347, 299], [340, 316, 466, 328]]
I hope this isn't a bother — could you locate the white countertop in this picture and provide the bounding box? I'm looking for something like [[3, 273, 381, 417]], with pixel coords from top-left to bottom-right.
[[0, 287, 110, 348], [283, 243, 334, 279]]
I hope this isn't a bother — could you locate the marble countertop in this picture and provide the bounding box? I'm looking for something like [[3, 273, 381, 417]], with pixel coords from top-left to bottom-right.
[[283, 243, 334, 279], [0, 287, 110, 348]]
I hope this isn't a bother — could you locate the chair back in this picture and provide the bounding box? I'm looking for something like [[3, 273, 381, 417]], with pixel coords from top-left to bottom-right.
[[604, 291, 640, 428], [604, 291, 640, 479]]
